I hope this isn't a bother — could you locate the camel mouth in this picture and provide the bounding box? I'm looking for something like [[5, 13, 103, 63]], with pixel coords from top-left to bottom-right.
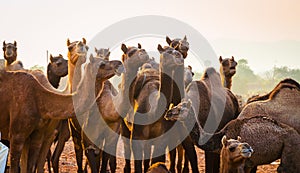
[[115, 65, 125, 76], [241, 148, 253, 158]]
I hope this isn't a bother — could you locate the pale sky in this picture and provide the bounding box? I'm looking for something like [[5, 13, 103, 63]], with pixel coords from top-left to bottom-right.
[[1, 0, 300, 72]]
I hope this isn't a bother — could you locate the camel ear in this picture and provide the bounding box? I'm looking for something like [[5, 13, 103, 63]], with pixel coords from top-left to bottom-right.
[[67, 39, 71, 46], [50, 54, 54, 62], [14, 41, 17, 47], [231, 56, 235, 61], [157, 44, 164, 53], [183, 35, 187, 41], [188, 65, 192, 70], [106, 51, 110, 58], [121, 44, 128, 54], [82, 38, 86, 44], [138, 43, 142, 49], [219, 56, 223, 63], [59, 54, 63, 57], [237, 136, 241, 141], [166, 36, 172, 45], [89, 54, 94, 63], [95, 47, 98, 53], [3, 41, 6, 47], [221, 135, 227, 146]]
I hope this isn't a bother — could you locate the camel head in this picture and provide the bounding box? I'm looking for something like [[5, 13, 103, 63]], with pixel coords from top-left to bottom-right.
[[48, 54, 68, 77], [165, 98, 192, 121], [146, 162, 171, 173], [184, 65, 194, 87], [166, 35, 189, 58], [158, 45, 184, 70], [3, 41, 17, 65], [221, 136, 253, 162], [67, 38, 89, 65], [219, 56, 238, 77], [121, 43, 149, 70], [88, 54, 124, 82], [95, 47, 110, 60]]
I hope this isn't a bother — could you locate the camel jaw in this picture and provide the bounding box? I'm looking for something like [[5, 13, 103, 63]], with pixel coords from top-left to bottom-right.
[[115, 65, 125, 76], [241, 147, 253, 158]]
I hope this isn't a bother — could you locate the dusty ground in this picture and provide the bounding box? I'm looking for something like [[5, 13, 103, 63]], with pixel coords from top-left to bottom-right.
[[44, 139, 279, 173]]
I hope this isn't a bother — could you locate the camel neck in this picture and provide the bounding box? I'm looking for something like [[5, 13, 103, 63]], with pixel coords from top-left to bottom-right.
[[4, 57, 17, 66], [47, 68, 61, 89], [222, 76, 232, 90], [68, 61, 83, 92], [172, 65, 185, 105], [159, 68, 174, 106]]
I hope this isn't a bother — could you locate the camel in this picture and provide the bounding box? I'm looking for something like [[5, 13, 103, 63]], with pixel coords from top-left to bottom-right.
[[47, 54, 68, 88], [184, 65, 194, 88], [0, 54, 111, 173], [146, 162, 170, 173], [80, 52, 124, 173], [219, 56, 237, 90], [166, 67, 240, 173], [3, 41, 17, 66], [239, 78, 300, 134], [129, 45, 199, 173], [95, 47, 110, 60], [220, 136, 253, 173], [166, 36, 189, 58], [117, 43, 150, 173], [166, 101, 300, 173]]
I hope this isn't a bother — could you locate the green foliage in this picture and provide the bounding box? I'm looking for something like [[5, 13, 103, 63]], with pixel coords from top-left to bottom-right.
[[30, 65, 45, 72]]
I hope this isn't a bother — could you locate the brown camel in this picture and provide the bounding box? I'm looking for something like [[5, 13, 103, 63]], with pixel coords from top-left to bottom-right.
[[47, 54, 68, 88], [166, 102, 300, 173], [239, 78, 300, 133], [166, 35, 189, 58], [117, 43, 150, 173], [80, 52, 124, 173], [166, 67, 240, 173], [3, 41, 17, 66], [220, 136, 253, 173], [0, 57, 104, 173], [146, 162, 171, 173], [95, 47, 110, 60], [219, 56, 237, 90]]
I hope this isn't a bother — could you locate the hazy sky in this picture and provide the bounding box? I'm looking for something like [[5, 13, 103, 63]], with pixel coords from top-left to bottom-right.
[[1, 0, 300, 72]]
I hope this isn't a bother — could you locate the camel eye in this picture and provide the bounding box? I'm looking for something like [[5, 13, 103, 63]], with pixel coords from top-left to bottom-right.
[[229, 146, 236, 152]]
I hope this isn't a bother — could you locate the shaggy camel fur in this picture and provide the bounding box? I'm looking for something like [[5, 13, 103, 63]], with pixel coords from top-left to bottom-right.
[[166, 67, 240, 173], [220, 136, 253, 173], [146, 162, 170, 173], [239, 78, 300, 133], [165, 100, 300, 173], [0, 60, 100, 173], [219, 56, 237, 90]]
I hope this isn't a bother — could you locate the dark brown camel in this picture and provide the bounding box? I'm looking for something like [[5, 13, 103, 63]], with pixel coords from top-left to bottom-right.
[[47, 54, 68, 88], [129, 45, 199, 173], [219, 56, 237, 90], [166, 35, 189, 58], [166, 67, 240, 173], [117, 43, 150, 173], [166, 103, 300, 173], [220, 136, 253, 173], [3, 41, 17, 66], [0, 57, 105, 173]]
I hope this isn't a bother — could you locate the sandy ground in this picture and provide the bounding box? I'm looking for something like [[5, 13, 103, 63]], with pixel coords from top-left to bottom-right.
[[43, 139, 279, 173]]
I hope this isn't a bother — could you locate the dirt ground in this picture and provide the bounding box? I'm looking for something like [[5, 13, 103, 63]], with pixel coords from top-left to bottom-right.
[[44, 139, 279, 173]]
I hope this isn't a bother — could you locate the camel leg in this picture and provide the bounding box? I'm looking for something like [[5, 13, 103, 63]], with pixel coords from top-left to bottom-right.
[[181, 138, 199, 173], [105, 133, 119, 173], [100, 151, 110, 173], [143, 143, 151, 173], [84, 148, 100, 173], [46, 150, 52, 173], [109, 154, 117, 173], [27, 130, 45, 173], [10, 135, 26, 173], [52, 121, 70, 173], [169, 148, 176, 173], [176, 145, 184, 173], [69, 122, 84, 173], [182, 150, 189, 173], [205, 152, 219, 173], [131, 138, 144, 173], [121, 120, 131, 173]]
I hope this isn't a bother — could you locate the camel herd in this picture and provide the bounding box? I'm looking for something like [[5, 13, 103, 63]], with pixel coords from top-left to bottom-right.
[[0, 36, 299, 173]]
